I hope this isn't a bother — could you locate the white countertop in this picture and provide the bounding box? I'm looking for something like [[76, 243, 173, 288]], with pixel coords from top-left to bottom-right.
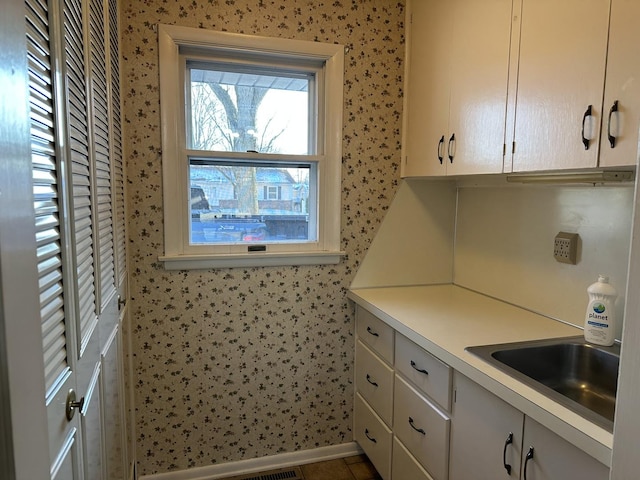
[[348, 284, 613, 467]]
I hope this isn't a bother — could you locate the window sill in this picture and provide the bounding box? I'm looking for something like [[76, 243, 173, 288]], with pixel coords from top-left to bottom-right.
[[159, 251, 345, 270]]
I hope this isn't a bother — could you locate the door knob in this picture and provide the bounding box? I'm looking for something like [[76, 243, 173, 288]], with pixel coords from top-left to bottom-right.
[[118, 295, 127, 311], [65, 389, 85, 421]]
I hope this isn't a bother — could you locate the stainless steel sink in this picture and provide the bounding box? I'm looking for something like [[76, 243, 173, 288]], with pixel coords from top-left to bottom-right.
[[466, 337, 620, 431]]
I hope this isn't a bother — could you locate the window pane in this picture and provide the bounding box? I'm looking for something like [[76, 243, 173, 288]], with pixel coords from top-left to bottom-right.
[[189, 161, 315, 244], [188, 67, 311, 155]]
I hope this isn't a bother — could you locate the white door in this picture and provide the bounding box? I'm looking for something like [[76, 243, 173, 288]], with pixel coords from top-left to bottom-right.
[[446, 0, 512, 176], [598, 0, 640, 168], [26, 0, 126, 478], [520, 417, 609, 480], [511, 0, 610, 172], [449, 372, 524, 480], [402, 0, 454, 177], [27, 0, 83, 476]]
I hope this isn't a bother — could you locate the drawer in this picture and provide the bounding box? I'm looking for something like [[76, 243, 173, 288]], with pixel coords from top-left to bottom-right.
[[355, 340, 394, 425], [354, 393, 392, 480], [392, 437, 434, 480], [356, 306, 394, 364], [393, 375, 450, 480], [395, 333, 452, 410]]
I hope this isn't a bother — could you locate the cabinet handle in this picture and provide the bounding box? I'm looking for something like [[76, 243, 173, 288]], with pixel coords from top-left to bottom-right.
[[366, 326, 379, 337], [410, 360, 428, 376], [437, 135, 445, 164], [408, 416, 426, 435], [523, 446, 534, 480], [502, 432, 514, 475], [448, 133, 456, 163], [366, 374, 378, 387], [365, 428, 377, 443], [581, 105, 593, 150], [608, 100, 619, 148]]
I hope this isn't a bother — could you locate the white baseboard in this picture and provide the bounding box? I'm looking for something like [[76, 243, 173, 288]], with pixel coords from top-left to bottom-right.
[[139, 442, 363, 480]]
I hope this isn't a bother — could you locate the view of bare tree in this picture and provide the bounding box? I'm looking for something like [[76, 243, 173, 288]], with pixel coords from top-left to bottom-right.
[[190, 81, 287, 214]]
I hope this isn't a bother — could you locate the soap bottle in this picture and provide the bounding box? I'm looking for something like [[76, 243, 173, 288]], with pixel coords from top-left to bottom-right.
[[584, 275, 617, 346]]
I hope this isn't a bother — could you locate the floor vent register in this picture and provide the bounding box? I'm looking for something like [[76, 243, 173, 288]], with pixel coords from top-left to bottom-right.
[[226, 466, 303, 480]]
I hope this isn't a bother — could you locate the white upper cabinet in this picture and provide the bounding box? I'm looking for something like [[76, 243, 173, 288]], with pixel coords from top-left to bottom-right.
[[510, 0, 611, 172], [402, 0, 513, 177], [404, 0, 640, 177], [598, 0, 640, 167]]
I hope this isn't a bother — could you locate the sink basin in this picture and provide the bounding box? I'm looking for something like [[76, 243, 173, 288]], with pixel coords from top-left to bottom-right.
[[466, 337, 620, 431]]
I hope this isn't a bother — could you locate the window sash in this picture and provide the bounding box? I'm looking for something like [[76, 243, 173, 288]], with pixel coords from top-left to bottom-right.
[[184, 156, 319, 253], [182, 55, 323, 155]]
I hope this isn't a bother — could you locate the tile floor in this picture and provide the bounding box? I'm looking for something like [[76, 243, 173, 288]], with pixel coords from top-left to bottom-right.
[[300, 455, 381, 480]]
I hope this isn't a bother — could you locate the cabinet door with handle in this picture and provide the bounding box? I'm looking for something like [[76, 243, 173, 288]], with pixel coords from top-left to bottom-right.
[[598, 0, 640, 167], [520, 416, 608, 480], [402, 0, 454, 177], [511, 0, 610, 172], [449, 372, 524, 479], [446, 0, 512, 175]]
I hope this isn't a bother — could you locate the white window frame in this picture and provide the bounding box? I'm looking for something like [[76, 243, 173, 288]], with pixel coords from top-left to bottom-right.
[[157, 25, 344, 269]]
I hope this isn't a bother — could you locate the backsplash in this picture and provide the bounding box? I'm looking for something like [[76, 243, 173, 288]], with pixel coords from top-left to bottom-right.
[[454, 184, 634, 340], [120, 0, 405, 475]]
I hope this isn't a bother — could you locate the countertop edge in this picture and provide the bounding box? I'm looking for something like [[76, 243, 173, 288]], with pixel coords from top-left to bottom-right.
[[348, 285, 614, 468]]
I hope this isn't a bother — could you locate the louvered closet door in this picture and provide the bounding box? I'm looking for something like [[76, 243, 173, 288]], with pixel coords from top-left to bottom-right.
[[78, 0, 124, 477], [63, 0, 105, 478], [105, 0, 129, 476], [27, 0, 127, 477], [26, 0, 82, 478]]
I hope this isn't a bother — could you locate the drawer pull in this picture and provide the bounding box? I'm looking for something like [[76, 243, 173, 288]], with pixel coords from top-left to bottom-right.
[[366, 374, 379, 387], [523, 446, 534, 480], [364, 429, 377, 443], [503, 432, 514, 475], [408, 417, 426, 435], [410, 360, 429, 376], [366, 326, 379, 337]]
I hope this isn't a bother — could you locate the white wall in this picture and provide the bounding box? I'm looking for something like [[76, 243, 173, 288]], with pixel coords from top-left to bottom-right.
[[454, 184, 634, 339], [350, 179, 457, 289]]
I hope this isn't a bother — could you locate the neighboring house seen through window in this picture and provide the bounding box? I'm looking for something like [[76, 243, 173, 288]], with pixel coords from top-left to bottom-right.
[[158, 25, 345, 268]]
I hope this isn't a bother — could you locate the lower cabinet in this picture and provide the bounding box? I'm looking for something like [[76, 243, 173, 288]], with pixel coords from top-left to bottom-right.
[[353, 306, 610, 480], [450, 372, 609, 480], [449, 372, 524, 479], [520, 416, 609, 480]]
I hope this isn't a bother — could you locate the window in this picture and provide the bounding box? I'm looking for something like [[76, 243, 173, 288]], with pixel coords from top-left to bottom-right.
[[158, 25, 344, 269]]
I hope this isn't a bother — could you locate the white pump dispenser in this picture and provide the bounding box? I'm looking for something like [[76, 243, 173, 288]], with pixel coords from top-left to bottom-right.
[[584, 275, 617, 346]]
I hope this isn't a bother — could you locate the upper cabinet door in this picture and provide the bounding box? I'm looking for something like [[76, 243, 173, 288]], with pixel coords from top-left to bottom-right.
[[511, 0, 610, 172], [402, 0, 453, 177], [599, 0, 640, 168], [446, 0, 512, 176]]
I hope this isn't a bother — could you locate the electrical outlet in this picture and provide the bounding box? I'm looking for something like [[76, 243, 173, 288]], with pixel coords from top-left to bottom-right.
[[554, 232, 579, 264]]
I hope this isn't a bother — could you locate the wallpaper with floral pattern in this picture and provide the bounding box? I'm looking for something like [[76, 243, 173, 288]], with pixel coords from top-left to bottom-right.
[[120, 0, 405, 475]]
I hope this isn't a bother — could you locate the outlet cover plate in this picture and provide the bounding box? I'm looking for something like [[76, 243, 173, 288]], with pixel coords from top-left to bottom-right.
[[554, 232, 579, 264]]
